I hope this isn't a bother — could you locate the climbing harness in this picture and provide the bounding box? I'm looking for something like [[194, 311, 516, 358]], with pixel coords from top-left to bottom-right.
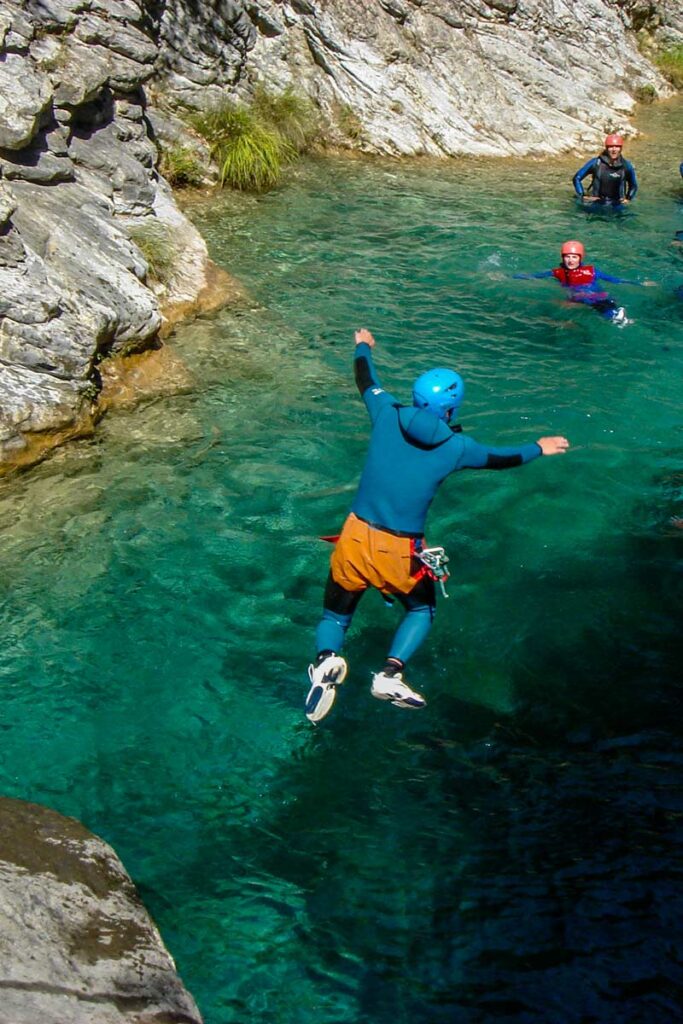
[[415, 546, 450, 599]]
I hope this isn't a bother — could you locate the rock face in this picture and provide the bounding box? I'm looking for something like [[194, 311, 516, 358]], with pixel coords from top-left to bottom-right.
[[0, 0, 214, 470], [0, 796, 202, 1024], [157, 0, 682, 156]]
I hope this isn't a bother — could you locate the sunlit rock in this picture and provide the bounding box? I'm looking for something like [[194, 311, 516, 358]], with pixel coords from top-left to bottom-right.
[[0, 796, 203, 1024]]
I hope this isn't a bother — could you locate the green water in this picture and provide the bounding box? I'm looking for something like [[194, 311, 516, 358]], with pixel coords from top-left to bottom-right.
[[1, 99, 682, 1022]]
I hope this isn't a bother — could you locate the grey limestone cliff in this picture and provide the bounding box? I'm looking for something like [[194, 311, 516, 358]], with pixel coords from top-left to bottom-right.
[[0, 796, 202, 1024], [156, 0, 682, 155], [0, 0, 214, 470]]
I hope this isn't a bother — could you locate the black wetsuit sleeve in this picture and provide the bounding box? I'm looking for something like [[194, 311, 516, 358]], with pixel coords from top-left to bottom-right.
[[485, 452, 524, 469], [354, 353, 375, 396], [459, 436, 542, 469]]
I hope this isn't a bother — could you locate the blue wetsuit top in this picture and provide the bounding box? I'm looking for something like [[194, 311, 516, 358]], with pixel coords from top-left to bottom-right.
[[514, 267, 637, 286], [513, 266, 640, 307], [572, 155, 638, 201], [350, 343, 541, 536]]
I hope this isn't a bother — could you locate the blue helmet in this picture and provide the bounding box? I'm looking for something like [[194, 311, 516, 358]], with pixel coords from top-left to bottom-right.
[[412, 368, 465, 422]]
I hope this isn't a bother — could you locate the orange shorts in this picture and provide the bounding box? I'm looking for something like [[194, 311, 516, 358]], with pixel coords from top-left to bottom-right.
[[330, 513, 424, 596]]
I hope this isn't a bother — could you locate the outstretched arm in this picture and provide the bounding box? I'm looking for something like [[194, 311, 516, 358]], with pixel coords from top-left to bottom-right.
[[459, 434, 569, 469], [512, 270, 555, 280], [594, 268, 653, 287]]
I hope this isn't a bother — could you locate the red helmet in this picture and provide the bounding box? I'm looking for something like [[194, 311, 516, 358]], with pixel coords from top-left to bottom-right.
[[561, 240, 585, 259], [605, 133, 624, 148]]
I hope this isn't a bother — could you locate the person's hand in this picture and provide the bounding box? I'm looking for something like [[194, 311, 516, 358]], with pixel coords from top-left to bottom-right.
[[582, 196, 599, 203], [355, 328, 375, 347], [537, 436, 570, 456], [643, 279, 657, 287]]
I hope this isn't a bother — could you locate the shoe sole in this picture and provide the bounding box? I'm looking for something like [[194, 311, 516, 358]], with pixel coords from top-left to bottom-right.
[[305, 682, 339, 723], [371, 689, 426, 709], [305, 661, 347, 723]]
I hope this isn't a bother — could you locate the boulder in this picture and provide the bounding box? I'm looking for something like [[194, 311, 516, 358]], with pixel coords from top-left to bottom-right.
[[0, 796, 203, 1024], [0, 52, 52, 149]]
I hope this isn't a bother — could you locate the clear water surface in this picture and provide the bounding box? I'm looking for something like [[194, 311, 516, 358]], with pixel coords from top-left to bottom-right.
[[1, 99, 682, 1023]]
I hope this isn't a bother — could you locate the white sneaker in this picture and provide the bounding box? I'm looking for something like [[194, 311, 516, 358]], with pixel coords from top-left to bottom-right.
[[611, 306, 630, 326], [305, 655, 348, 723], [370, 671, 426, 710]]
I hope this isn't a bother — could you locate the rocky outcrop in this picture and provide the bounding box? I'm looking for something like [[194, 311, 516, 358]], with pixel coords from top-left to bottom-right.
[[156, 0, 682, 156], [0, 796, 202, 1024], [0, 1, 222, 471]]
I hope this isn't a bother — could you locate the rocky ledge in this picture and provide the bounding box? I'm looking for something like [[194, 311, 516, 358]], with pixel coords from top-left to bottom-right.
[[0, 796, 202, 1024], [0, 0, 235, 473]]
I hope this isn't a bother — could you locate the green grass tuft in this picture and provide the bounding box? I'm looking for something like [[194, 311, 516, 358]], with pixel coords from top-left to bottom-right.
[[634, 83, 657, 104], [129, 222, 177, 284], [252, 85, 321, 153], [656, 45, 683, 89], [191, 103, 294, 191], [159, 144, 205, 188], [189, 88, 324, 192], [335, 103, 365, 144]]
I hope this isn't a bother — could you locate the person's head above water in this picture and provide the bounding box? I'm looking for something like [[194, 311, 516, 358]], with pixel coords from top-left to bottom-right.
[[412, 368, 465, 422], [604, 133, 624, 160], [560, 239, 585, 268]]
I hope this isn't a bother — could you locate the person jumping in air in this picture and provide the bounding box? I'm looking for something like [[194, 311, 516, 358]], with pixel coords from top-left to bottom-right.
[[514, 240, 651, 325], [573, 134, 638, 207], [305, 328, 570, 724]]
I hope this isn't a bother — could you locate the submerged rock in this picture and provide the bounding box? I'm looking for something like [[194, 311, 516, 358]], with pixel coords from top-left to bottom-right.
[[0, 796, 202, 1024]]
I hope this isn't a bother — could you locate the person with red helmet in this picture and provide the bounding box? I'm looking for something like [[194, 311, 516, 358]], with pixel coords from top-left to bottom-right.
[[572, 133, 638, 206], [514, 240, 652, 324]]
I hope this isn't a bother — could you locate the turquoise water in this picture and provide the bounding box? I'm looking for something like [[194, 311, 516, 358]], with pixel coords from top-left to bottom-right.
[[1, 99, 682, 1022]]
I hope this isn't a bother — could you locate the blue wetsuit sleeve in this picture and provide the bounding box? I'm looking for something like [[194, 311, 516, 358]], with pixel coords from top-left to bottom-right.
[[512, 270, 554, 280], [353, 342, 398, 423], [625, 161, 638, 199], [458, 435, 542, 470], [594, 267, 641, 287], [573, 158, 597, 197]]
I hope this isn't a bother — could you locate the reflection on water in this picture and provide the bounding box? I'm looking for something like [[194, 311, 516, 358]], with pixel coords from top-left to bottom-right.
[[0, 99, 682, 1022]]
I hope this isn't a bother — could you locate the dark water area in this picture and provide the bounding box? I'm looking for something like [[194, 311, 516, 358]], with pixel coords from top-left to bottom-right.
[[1, 99, 682, 1022]]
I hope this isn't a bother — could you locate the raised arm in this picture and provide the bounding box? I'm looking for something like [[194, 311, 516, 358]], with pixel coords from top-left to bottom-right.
[[353, 329, 397, 422]]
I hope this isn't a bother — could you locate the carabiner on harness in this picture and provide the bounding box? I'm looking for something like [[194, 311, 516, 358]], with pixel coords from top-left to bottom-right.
[[416, 546, 450, 598]]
